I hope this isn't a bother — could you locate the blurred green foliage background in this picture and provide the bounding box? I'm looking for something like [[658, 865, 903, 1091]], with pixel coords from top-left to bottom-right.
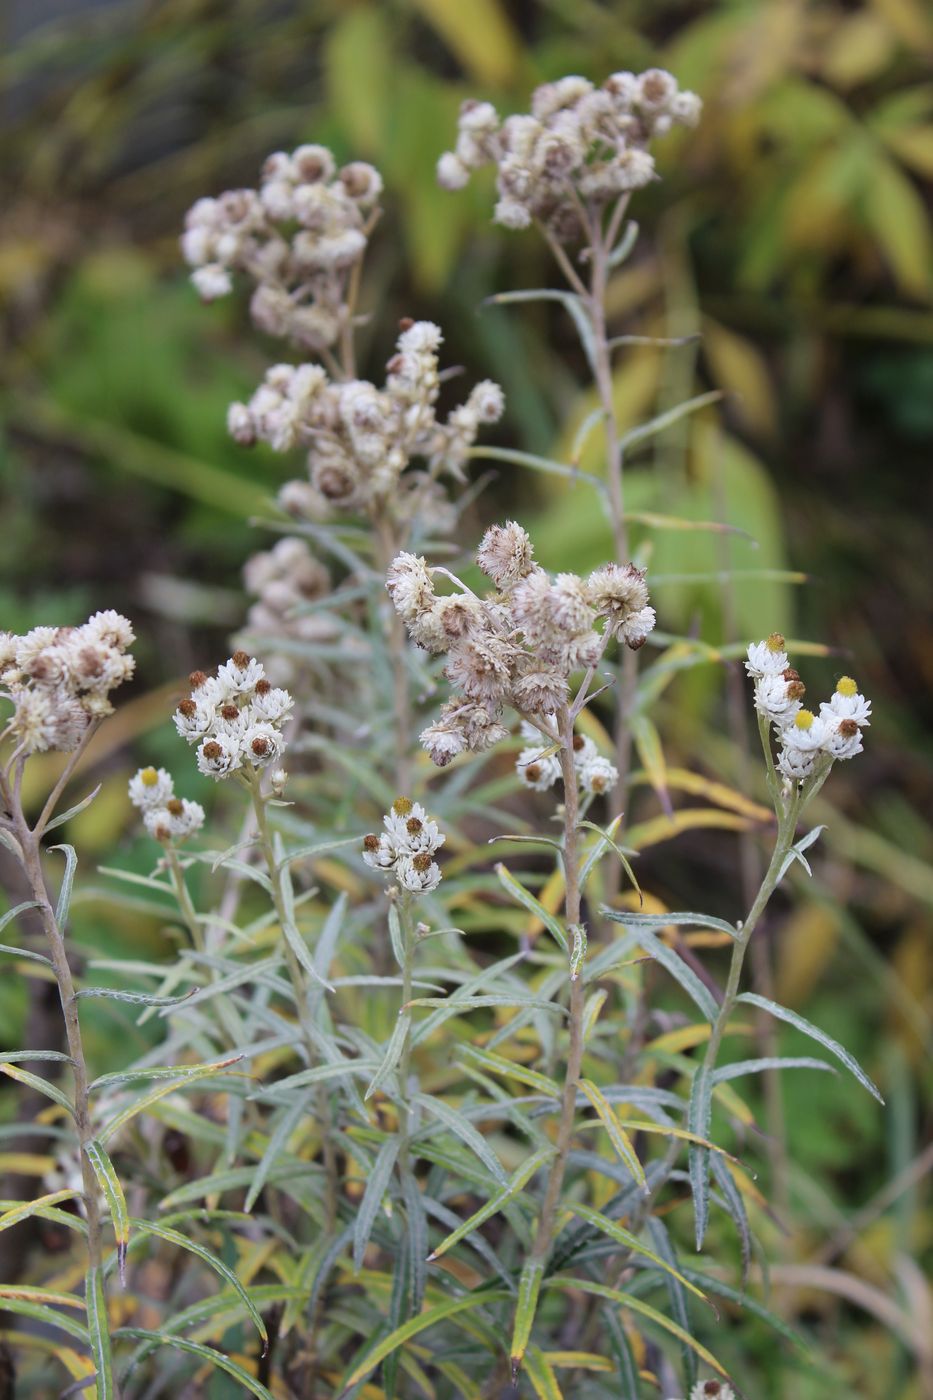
[[1, 0, 931, 1394]]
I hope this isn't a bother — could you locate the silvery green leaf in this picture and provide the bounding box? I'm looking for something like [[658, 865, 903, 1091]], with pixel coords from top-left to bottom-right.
[[736, 992, 884, 1102], [777, 824, 827, 884], [604, 919, 719, 1023], [353, 1137, 400, 1271]]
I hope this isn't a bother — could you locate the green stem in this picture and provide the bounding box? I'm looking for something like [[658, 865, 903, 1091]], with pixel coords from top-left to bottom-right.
[[165, 846, 205, 956]]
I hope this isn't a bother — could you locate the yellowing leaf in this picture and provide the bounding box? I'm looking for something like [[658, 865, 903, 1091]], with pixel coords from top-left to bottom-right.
[[703, 318, 776, 436], [823, 12, 895, 89], [864, 152, 933, 295], [410, 0, 521, 84], [627, 808, 755, 851]]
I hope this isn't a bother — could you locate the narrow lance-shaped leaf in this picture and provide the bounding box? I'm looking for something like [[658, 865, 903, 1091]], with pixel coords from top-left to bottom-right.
[[43, 785, 102, 833], [496, 863, 568, 953], [0, 900, 44, 935], [339, 1288, 510, 1393], [76, 986, 198, 1006], [98, 1054, 247, 1143], [86, 1265, 115, 1399], [0, 1190, 81, 1237], [577, 820, 641, 901], [568, 1204, 710, 1306], [366, 1012, 409, 1099], [114, 1330, 276, 1400], [524, 1343, 562, 1399], [427, 1146, 554, 1263], [85, 1142, 129, 1285], [0, 1062, 74, 1115], [511, 1258, 544, 1378], [353, 1137, 400, 1272], [128, 1218, 267, 1351], [415, 1093, 507, 1186], [50, 844, 77, 930], [712, 1056, 836, 1084], [736, 992, 884, 1103], [603, 916, 719, 1023], [578, 1080, 646, 1190], [688, 1064, 714, 1251], [544, 1278, 731, 1382]]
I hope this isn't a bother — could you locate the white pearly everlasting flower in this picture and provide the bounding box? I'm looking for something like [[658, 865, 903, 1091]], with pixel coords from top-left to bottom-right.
[[1, 612, 135, 754], [173, 655, 292, 781], [820, 676, 871, 728], [579, 753, 619, 795], [197, 732, 243, 780], [750, 642, 871, 786], [362, 798, 445, 892], [745, 634, 789, 679], [128, 767, 175, 811], [516, 743, 562, 792]]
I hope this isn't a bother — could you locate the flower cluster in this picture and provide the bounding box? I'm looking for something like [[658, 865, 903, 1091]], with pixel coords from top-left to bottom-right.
[[227, 320, 504, 526], [0, 612, 135, 754], [240, 536, 341, 682], [362, 798, 444, 893], [182, 143, 381, 352], [516, 721, 618, 796], [128, 766, 205, 844], [437, 70, 701, 240], [746, 634, 871, 783], [387, 522, 655, 768], [172, 652, 293, 780]]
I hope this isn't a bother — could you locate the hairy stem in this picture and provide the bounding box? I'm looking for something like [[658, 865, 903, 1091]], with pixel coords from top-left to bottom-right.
[[244, 768, 340, 1224], [396, 894, 415, 1180], [373, 514, 413, 797], [2, 768, 114, 1384], [527, 704, 585, 1266]]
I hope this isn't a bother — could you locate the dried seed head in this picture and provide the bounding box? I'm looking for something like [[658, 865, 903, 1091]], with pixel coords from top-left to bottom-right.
[[251, 736, 270, 756], [786, 681, 806, 701], [783, 667, 800, 682], [412, 852, 432, 873], [363, 833, 380, 852], [406, 817, 423, 835]]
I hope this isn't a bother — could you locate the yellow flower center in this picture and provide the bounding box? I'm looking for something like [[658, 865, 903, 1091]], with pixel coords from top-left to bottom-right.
[[140, 766, 159, 787], [766, 632, 785, 653], [836, 676, 857, 696], [392, 796, 413, 816], [794, 709, 814, 730]]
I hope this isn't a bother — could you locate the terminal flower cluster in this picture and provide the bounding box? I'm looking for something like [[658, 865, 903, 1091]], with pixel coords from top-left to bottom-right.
[[128, 766, 205, 844], [172, 652, 293, 780], [227, 320, 504, 525], [516, 721, 618, 795], [437, 70, 701, 238], [0, 611, 135, 754], [387, 521, 656, 767], [362, 797, 444, 893], [181, 143, 382, 351], [746, 634, 871, 783]]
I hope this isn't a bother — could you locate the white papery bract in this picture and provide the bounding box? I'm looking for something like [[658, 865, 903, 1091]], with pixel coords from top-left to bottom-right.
[[749, 642, 872, 786], [362, 798, 445, 893], [129, 768, 205, 845], [173, 652, 292, 781], [0, 612, 135, 754], [390, 523, 655, 781]]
